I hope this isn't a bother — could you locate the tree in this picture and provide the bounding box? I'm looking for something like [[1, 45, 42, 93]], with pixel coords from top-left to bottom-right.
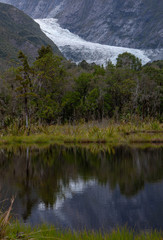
[[15, 51, 34, 131], [61, 91, 81, 122], [138, 66, 163, 118], [33, 46, 66, 123], [74, 73, 92, 101], [85, 88, 100, 119], [116, 52, 142, 71]]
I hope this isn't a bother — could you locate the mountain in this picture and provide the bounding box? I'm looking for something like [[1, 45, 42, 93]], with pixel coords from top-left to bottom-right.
[[1, 0, 163, 50], [0, 2, 62, 70]]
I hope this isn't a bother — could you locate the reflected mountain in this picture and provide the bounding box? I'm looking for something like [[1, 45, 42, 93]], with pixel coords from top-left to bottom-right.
[[0, 145, 163, 230]]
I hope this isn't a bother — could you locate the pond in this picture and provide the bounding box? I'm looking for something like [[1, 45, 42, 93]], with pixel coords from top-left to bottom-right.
[[0, 144, 163, 231]]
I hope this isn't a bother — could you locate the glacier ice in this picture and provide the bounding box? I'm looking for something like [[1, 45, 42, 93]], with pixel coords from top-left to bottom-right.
[[35, 18, 151, 66]]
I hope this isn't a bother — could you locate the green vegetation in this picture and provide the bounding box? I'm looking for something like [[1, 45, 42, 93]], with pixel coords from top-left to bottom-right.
[[0, 120, 163, 145], [0, 46, 162, 146], [0, 47, 163, 134], [4, 223, 163, 240], [0, 3, 62, 71], [0, 8, 163, 237]]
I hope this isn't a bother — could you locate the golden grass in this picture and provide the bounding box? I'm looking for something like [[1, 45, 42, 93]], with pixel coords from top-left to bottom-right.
[[0, 197, 14, 238]]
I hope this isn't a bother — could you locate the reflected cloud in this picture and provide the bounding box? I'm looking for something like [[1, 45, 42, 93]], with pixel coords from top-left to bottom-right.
[[38, 178, 96, 211]]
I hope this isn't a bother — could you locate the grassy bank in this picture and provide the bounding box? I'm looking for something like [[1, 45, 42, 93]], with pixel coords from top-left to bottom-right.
[[0, 120, 163, 146], [4, 223, 163, 240]]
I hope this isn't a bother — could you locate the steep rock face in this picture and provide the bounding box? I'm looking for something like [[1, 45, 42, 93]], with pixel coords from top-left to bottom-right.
[[0, 2, 62, 70], [0, 0, 163, 49]]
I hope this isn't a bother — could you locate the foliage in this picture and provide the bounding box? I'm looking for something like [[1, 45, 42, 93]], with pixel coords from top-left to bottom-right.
[[116, 52, 142, 70], [0, 48, 163, 130]]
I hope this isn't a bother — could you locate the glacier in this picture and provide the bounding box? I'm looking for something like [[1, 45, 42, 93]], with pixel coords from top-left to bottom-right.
[[35, 18, 151, 66]]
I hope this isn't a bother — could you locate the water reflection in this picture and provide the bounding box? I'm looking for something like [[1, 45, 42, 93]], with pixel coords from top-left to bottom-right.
[[0, 145, 163, 230]]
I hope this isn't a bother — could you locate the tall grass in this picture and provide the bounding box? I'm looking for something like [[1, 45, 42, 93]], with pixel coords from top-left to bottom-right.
[[0, 119, 163, 145], [5, 224, 163, 240], [0, 197, 14, 238]]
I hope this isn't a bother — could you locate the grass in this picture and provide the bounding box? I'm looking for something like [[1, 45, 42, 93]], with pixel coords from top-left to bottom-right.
[[0, 120, 163, 146], [4, 223, 163, 240], [0, 197, 14, 239]]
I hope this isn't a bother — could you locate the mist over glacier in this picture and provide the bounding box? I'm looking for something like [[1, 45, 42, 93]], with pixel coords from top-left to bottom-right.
[[35, 18, 151, 66]]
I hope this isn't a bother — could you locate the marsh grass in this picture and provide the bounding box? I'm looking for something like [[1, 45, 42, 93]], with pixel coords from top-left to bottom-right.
[[0, 120, 163, 146]]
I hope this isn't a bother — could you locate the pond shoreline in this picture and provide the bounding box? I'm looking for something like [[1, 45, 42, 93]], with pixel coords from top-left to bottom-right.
[[0, 126, 163, 146], [0, 135, 163, 147]]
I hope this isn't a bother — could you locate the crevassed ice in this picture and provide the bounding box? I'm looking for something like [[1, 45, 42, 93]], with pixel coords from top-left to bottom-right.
[[35, 18, 150, 66]]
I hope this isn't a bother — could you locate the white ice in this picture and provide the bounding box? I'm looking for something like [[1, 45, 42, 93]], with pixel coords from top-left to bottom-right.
[[35, 18, 151, 66]]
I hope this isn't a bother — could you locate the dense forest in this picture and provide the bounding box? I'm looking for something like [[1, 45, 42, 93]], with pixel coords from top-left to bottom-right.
[[0, 46, 163, 130]]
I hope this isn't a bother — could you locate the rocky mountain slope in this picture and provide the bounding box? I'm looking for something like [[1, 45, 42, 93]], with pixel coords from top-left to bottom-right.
[[0, 2, 62, 70], [1, 0, 163, 50]]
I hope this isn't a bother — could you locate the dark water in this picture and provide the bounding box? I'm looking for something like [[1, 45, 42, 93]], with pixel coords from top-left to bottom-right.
[[0, 144, 163, 231]]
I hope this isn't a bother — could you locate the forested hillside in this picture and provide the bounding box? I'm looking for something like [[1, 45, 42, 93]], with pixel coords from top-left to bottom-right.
[[0, 3, 62, 70]]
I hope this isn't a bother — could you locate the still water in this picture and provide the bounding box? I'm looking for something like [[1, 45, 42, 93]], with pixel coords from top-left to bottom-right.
[[0, 144, 163, 231]]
